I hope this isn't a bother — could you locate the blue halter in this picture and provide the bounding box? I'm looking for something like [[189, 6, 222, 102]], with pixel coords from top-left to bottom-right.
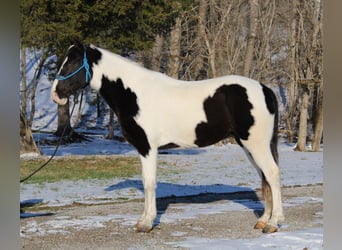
[[57, 48, 91, 83]]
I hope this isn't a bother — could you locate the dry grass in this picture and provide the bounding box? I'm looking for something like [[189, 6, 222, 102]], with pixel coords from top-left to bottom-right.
[[20, 156, 141, 184]]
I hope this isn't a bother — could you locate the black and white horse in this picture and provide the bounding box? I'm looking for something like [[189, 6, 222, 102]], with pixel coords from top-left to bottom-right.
[[51, 42, 284, 233]]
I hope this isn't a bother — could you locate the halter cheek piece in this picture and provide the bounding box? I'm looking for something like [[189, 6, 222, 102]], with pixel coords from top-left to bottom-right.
[[56, 46, 91, 84]]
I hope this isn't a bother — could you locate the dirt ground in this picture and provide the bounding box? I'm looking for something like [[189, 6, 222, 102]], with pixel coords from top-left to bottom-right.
[[20, 184, 322, 249]]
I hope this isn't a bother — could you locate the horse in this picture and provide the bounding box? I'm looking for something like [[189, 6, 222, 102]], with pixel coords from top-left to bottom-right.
[[51, 41, 284, 234]]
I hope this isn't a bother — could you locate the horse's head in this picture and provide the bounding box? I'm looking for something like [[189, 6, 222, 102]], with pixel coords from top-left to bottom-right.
[[51, 41, 93, 105]]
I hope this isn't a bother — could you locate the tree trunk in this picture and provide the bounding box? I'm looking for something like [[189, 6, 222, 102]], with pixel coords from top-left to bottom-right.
[[254, 0, 275, 81], [151, 35, 164, 72], [198, 0, 215, 77], [28, 51, 48, 127], [168, 18, 182, 78], [243, 0, 259, 77], [295, 84, 310, 151], [195, 0, 217, 78], [288, 0, 298, 112], [20, 48, 27, 122], [20, 110, 41, 155], [20, 47, 41, 155], [311, 81, 323, 151], [191, 0, 207, 80], [55, 100, 73, 137], [106, 109, 115, 139], [310, 1, 323, 152], [284, 0, 299, 143]]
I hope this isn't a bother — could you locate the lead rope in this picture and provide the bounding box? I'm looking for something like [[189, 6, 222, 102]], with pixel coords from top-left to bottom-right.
[[20, 92, 83, 183]]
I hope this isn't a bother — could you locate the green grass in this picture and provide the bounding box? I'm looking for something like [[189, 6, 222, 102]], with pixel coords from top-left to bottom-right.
[[20, 156, 141, 184]]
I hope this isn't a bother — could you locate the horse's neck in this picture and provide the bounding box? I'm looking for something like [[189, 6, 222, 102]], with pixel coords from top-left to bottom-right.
[[89, 49, 145, 118], [99, 49, 151, 83]]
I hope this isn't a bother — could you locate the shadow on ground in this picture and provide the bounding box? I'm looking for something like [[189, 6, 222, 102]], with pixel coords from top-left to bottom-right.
[[20, 199, 55, 218], [105, 180, 264, 228]]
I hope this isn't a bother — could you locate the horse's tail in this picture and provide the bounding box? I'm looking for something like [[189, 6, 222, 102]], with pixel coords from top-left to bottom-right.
[[270, 90, 279, 165], [262, 84, 279, 165]]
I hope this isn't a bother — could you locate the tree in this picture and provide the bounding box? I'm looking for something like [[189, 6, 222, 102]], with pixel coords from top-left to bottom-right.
[[170, 0, 322, 145], [150, 35, 165, 72], [168, 18, 182, 78], [294, 0, 323, 151], [20, 47, 41, 154], [243, 0, 259, 77], [309, 0, 323, 151], [20, 0, 86, 143], [20, 111, 41, 155], [311, 80, 323, 151], [295, 81, 312, 151]]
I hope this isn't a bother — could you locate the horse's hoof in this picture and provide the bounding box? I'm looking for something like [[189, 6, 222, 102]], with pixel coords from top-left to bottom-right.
[[254, 221, 267, 229], [262, 225, 278, 234], [135, 222, 153, 233]]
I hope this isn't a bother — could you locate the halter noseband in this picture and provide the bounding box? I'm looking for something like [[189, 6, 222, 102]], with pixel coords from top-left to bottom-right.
[[56, 47, 91, 83]]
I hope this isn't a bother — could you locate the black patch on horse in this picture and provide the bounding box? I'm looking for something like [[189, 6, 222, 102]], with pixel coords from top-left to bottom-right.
[[260, 83, 279, 163], [99, 76, 151, 157], [87, 46, 102, 68], [260, 83, 277, 114], [194, 84, 254, 147], [158, 143, 180, 150]]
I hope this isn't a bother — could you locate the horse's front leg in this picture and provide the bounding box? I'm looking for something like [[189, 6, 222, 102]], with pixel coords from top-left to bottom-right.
[[135, 148, 158, 233]]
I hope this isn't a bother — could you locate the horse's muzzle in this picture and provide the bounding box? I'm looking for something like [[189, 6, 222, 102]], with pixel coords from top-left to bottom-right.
[[51, 79, 68, 105]]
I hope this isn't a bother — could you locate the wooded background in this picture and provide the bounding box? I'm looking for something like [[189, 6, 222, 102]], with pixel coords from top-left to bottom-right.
[[20, 0, 323, 153]]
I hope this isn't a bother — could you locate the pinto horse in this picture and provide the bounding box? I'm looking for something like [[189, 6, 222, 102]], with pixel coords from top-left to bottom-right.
[[51, 42, 284, 233]]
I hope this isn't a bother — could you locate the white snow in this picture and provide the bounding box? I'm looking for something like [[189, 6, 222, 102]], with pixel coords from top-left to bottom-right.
[[171, 228, 323, 250], [20, 143, 323, 207], [20, 50, 323, 249]]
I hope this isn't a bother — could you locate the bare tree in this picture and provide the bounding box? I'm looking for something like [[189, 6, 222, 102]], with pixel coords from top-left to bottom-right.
[[151, 35, 165, 72], [294, 0, 323, 151], [20, 110, 41, 155], [311, 80, 323, 151], [253, 0, 276, 82], [284, 0, 299, 143], [295, 81, 312, 151], [20, 48, 48, 154], [168, 18, 182, 78], [20, 48, 40, 154], [243, 0, 259, 77], [106, 109, 115, 139], [21, 48, 27, 124], [310, 0, 323, 151], [141, 0, 322, 147], [197, 0, 212, 76], [178, 2, 209, 80], [199, 0, 234, 78]]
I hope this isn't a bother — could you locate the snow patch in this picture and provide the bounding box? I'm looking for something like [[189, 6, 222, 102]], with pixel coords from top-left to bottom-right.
[[171, 228, 323, 250]]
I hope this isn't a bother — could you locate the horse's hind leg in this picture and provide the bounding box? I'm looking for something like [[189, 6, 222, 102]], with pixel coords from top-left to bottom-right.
[[242, 143, 284, 233], [256, 173, 273, 230], [243, 149, 272, 229]]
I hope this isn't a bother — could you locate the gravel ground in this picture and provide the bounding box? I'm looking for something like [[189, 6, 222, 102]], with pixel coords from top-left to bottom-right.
[[21, 184, 323, 249]]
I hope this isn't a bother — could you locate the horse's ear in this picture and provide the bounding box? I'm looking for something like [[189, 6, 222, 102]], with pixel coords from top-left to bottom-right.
[[68, 37, 84, 49]]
